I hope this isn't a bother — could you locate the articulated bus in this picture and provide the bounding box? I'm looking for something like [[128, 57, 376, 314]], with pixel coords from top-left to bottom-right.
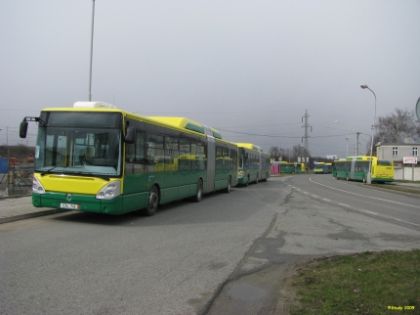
[[19, 102, 238, 215], [236, 143, 270, 185], [279, 161, 305, 174], [333, 156, 394, 183], [313, 162, 332, 174]]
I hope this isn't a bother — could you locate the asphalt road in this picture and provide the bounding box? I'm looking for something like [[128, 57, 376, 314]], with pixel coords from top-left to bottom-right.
[[1, 176, 419, 315], [288, 175, 420, 231]]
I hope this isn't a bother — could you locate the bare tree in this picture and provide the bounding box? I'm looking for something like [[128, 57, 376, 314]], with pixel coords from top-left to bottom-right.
[[369, 109, 420, 154], [269, 146, 281, 161], [372, 109, 420, 154], [291, 144, 310, 161]]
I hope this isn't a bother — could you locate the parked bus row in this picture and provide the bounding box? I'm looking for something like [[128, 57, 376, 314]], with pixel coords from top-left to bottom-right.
[[19, 102, 270, 215], [332, 156, 394, 183], [270, 161, 305, 175]]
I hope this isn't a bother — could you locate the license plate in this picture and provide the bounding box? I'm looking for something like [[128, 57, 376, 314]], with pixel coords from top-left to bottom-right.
[[60, 203, 80, 210]]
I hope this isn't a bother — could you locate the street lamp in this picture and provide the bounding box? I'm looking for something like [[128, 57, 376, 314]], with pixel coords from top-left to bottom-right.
[[360, 84, 377, 184]]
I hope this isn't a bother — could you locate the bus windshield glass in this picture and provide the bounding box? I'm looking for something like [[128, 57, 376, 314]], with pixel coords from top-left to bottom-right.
[[35, 112, 122, 177]]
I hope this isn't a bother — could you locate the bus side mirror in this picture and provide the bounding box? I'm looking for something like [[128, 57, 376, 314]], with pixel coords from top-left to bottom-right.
[[125, 126, 135, 144], [19, 120, 28, 138]]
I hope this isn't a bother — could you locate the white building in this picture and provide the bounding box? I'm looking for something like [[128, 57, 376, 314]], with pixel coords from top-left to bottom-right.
[[376, 144, 419, 181]]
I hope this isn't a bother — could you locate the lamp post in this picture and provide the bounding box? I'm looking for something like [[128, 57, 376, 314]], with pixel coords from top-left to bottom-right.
[[345, 137, 350, 156], [88, 0, 96, 101], [360, 84, 377, 184]]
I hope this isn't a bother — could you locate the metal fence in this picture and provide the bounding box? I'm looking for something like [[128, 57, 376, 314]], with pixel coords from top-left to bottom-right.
[[0, 164, 33, 198]]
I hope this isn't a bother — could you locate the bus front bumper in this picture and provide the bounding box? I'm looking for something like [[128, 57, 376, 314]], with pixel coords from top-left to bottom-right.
[[32, 192, 125, 215]]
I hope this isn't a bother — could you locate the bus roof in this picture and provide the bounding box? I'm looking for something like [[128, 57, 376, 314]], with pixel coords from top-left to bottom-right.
[[147, 116, 222, 139], [40, 103, 221, 139], [41, 102, 239, 146], [236, 143, 261, 151]]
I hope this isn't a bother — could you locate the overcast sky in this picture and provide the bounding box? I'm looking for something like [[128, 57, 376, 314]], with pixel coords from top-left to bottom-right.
[[1, 0, 419, 157]]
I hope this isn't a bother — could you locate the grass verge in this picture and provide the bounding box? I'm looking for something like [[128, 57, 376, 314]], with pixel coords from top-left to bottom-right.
[[289, 250, 420, 315]]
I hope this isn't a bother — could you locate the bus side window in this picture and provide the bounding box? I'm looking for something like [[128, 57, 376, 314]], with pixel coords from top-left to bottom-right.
[[125, 131, 146, 174], [197, 141, 206, 170], [135, 132, 145, 163], [147, 134, 164, 170], [125, 142, 135, 174], [164, 136, 179, 171], [179, 137, 191, 171]]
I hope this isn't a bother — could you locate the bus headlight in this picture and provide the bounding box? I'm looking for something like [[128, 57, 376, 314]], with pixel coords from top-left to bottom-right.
[[32, 176, 45, 194], [96, 181, 121, 200], [238, 170, 245, 178]]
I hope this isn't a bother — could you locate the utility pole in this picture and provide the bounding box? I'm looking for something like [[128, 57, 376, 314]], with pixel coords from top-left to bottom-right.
[[6, 126, 10, 196], [356, 132, 361, 156], [301, 109, 312, 167]]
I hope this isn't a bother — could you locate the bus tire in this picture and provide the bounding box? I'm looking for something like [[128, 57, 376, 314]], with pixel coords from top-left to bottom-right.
[[246, 175, 250, 186], [255, 174, 259, 184], [362, 177, 367, 183], [225, 176, 232, 193], [346, 176, 350, 181], [145, 185, 159, 216], [194, 179, 203, 202]]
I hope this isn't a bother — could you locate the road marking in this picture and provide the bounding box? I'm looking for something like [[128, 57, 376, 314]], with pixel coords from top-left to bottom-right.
[[291, 180, 420, 229], [308, 177, 419, 209]]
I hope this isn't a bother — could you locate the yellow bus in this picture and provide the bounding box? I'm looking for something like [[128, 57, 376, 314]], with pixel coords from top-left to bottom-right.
[[20, 102, 237, 215]]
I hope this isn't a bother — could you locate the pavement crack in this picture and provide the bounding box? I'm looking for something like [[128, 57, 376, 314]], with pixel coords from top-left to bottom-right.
[[200, 212, 278, 315]]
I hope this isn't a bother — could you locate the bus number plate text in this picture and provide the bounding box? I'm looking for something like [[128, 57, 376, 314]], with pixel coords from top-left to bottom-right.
[[60, 203, 80, 210]]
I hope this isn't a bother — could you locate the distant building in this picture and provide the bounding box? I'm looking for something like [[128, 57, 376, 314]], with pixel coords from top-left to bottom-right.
[[376, 144, 419, 181]]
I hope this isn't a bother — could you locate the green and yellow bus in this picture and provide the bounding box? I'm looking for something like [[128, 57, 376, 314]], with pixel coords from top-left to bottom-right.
[[333, 156, 394, 183], [279, 161, 305, 174], [313, 162, 332, 174], [236, 143, 270, 185], [19, 102, 237, 215]]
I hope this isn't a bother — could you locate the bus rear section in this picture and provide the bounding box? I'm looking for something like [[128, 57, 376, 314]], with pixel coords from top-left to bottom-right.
[[236, 143, 261, 185], [372, 160, 394, 183]]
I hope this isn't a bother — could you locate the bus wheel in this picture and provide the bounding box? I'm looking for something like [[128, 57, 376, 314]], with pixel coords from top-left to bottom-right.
[[362, 177, 367, 183], [225, 176, 232, 193], [145, 186, 159, 216], [346, 176, 350, 181], [195, 179, 203, 202], [255, 174, 259, 184], [246, 175, 250, 186]]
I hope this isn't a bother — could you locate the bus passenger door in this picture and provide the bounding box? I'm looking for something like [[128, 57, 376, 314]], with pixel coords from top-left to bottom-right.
[[206, 136, 215, 193]]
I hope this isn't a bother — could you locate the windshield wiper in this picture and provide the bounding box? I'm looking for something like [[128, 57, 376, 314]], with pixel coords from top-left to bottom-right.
[[65, 171, 111, 181], [40, 167, 60, 176]]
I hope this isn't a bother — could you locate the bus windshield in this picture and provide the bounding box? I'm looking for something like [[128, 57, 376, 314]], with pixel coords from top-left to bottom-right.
[[35, 112, 122, 177]]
